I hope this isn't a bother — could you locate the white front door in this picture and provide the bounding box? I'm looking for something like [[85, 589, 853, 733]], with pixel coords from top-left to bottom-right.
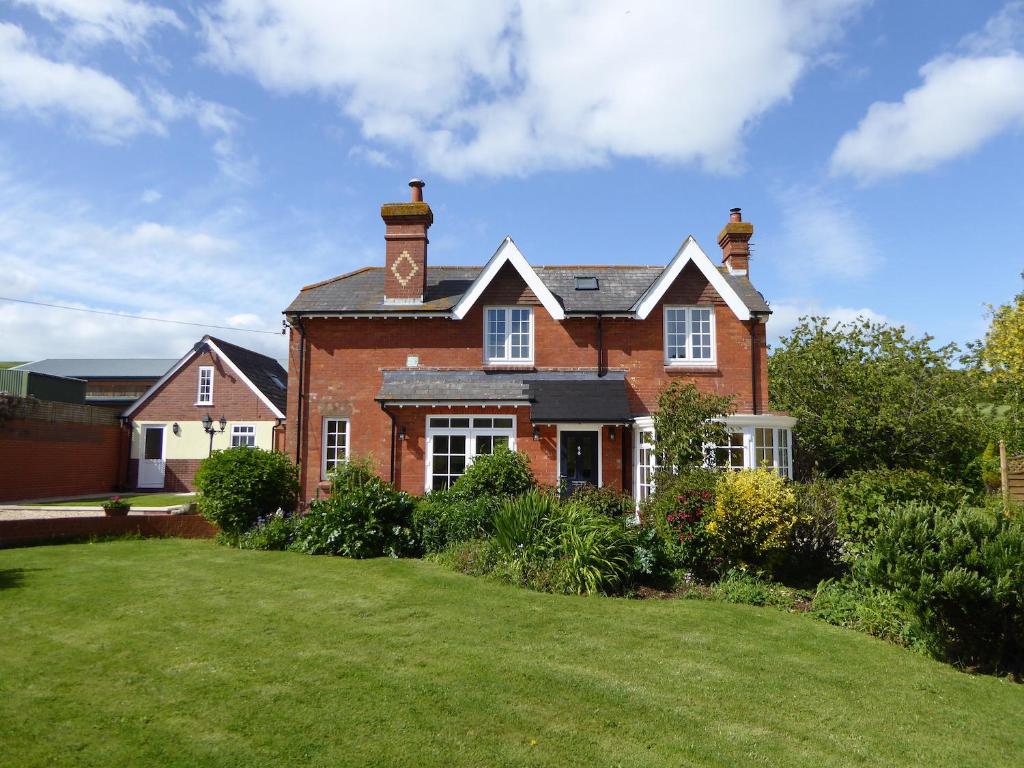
[[139, 425, 166, 488]]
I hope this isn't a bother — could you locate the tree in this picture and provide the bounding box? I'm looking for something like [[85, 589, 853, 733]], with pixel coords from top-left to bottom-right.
[[768, 316, 983, 481], [652, 382, 734, 472], [977, 288, 1024, 403]]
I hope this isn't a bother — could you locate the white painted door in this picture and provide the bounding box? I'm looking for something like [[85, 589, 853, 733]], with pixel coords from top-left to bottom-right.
[[139, 425, 166, 488]]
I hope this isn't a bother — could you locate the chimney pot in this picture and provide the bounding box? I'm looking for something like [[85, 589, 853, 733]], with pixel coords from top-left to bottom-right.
[[409, 178, 425, 202], [718, 208, 753, 275]]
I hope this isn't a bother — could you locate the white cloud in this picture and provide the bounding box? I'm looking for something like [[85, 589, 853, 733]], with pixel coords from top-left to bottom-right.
[[201, 0, 865, 177], [831, 3, 1024, 182], [0, 167, 291, 359], [140, 188, 161, 204], [767, 301, 888, 345], [769, 184, 876, 280], [12, 0, 183, 49], [148, 88, 257, 183], [348, 145, 393, 168], [0, 22, 156, 141]]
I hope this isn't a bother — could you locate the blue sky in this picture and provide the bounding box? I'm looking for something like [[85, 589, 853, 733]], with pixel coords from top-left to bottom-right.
[[0, 1, 1021, 362]]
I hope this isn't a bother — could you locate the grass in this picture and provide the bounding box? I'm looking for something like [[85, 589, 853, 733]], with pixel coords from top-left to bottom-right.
[[27, 493, 196, 507], [2, 540, 1022, 768]]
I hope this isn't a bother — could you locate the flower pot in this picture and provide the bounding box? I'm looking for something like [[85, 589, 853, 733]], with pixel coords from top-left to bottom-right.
[[103, 506, 130, 517]]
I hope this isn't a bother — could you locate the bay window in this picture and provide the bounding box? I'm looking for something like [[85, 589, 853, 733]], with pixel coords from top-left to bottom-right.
[[427, 416, 516, 491]]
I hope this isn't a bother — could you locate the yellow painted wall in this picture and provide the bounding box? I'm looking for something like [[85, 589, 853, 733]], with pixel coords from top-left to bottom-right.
[[130, 420, 278, 460]]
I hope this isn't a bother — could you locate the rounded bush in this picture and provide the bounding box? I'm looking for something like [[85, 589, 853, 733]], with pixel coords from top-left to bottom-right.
[[291, 476, 417, 558], [195, 448, 298, 535], [413, 490, 497, 553], [705, 469, 799, 571], [450, 447, 535, 499]]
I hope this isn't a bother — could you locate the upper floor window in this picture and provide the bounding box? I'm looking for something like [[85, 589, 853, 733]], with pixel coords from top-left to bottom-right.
[[664, 306, 715, 365], [197, 366, 213, 405], [485, 307, 533, 364]]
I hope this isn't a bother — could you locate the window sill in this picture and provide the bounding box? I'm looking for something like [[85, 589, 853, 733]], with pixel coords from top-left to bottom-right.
[[482, 364, 536, 372], [195, 403, 214, 407], [663, 365, 719, 375]]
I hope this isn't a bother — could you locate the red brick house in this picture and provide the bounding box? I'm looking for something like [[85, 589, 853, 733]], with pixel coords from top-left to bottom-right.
[[123, 336, 287, 492], [285, 180, 793, 502]]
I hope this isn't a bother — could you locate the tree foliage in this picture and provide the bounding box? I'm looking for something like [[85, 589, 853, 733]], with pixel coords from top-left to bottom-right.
[[652, 382, 734, 472], [768, 316, 983, 480], [977, 288, 1024, 402]]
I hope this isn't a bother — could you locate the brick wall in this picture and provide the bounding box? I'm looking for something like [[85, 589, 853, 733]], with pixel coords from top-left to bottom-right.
[[131, 349, 278, 422], [0, 514, 217, 548], [288, 263, 768, 499], [0, 403, 129, 502]]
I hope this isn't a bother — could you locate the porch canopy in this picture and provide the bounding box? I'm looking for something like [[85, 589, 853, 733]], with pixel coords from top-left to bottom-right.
[[376, 369, 632, 424]]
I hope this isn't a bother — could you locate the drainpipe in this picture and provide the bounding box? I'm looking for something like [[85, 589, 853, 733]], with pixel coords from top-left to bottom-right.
[[596, 313, 605, 377], [749, 317, 761, 415], [380, 402, 397, 484], [294, 316, 307, 465]]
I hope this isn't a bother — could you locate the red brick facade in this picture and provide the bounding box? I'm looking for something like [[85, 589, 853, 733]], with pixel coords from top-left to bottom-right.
[[287, 260, 769, 500], [131, 349, 280, 423]]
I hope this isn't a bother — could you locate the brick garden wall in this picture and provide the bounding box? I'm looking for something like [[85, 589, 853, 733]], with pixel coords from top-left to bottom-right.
[[0, 514, 217, 548], [288, 262, 767, 499], [0, 401, 129, 502]]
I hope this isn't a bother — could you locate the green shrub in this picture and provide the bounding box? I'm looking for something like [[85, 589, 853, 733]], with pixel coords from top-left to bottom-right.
[[705, 469, 800, 572], [235, 510, 298, 551], [327, 456, 378, 493], [690, 568, 806, 610], [545, 505, 636, 595], [835, 469, 974, 550], [291, 476, 417, 558], [811, 577, 925, 650], [780, 478, 843, 583], [413, 490, 496, 553], [564, 484, 634, 518], [860, 502, 1024, 672], [195, 447, 299, 535], [640, 469, 719, 573], [492, 490, 555, 564], [979, 442, 1001, 492], [450, 447, 535, 499], [430, 538, 502, 577]]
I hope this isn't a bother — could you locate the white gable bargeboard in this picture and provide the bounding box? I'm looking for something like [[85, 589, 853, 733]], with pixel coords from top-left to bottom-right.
[[451, 237, 566, 321], [632, 236, 752, 321]]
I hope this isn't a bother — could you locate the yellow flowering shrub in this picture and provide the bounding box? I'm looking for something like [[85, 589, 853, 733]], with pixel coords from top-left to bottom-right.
[[706, 469, 800, 570]]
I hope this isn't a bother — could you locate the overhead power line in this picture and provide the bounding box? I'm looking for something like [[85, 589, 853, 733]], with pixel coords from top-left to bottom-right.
[[0, 296, 284, 335]]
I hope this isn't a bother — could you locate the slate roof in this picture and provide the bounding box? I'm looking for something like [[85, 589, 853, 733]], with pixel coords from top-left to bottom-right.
[[286, 264, 770, 316], [377, 369, 631, 421], [13, 359, 177, 379], [208, 337, 288, 415]]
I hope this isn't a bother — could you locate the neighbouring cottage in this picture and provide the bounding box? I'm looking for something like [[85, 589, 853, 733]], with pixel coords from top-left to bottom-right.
[[122, 336, 287, 491], [284, 179, 793, 502]]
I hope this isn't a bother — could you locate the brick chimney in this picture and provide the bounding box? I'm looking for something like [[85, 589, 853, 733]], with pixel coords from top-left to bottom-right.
[[382, 179, 432, 303], [718, 207, 753, 275]]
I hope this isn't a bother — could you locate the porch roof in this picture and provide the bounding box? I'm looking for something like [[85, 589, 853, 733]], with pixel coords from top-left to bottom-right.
[[376, 369, 632, 423]]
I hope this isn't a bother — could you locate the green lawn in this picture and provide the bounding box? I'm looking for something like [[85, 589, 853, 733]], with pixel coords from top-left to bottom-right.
[[1, 541, 1021, 767], [27, 493, 195, 507]]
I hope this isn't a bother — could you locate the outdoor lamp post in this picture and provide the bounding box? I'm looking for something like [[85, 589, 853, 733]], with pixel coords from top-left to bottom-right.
[[202, 414, 228, 456]]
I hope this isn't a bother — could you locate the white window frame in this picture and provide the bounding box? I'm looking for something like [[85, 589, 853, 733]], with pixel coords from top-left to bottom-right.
[[664, 305, 716, 366], [633, 416, 794, 497], [634, 424, 656, 503], [230, 424, 256, 448], [425, 415, 517, 492], [321, 418, 350, 480], [483, 306, 534, 365], [196, 365, 214, 405]]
